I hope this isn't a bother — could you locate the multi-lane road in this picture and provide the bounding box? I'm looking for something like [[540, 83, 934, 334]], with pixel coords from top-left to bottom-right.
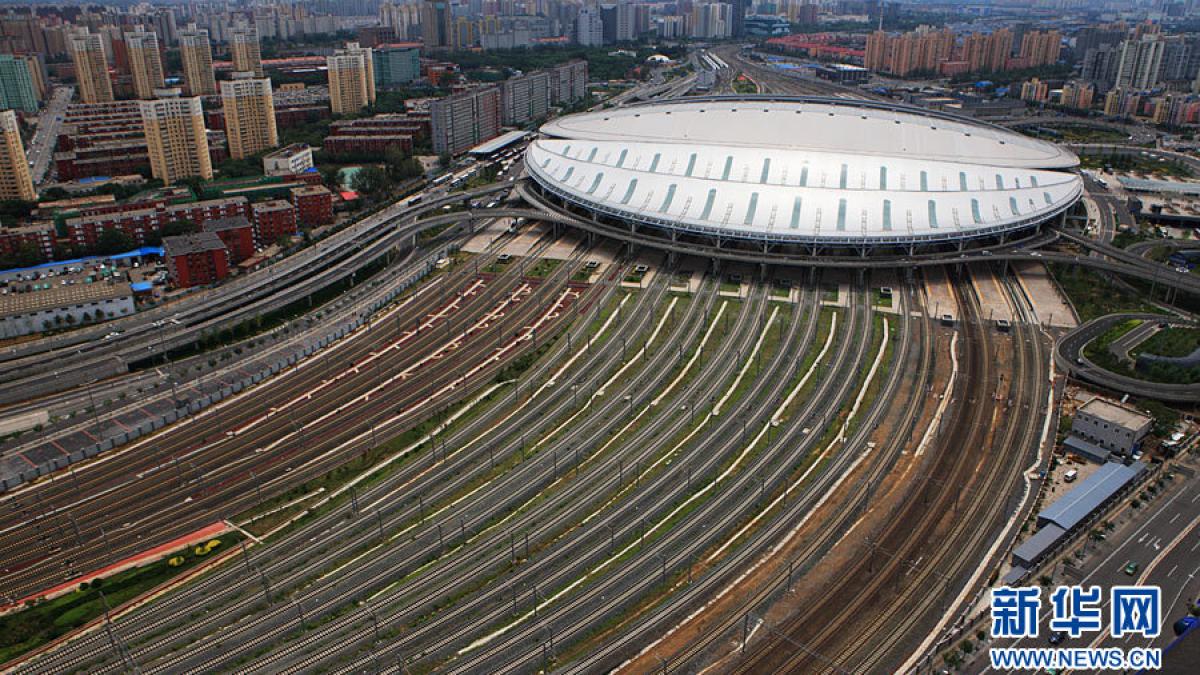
[[976, 462, 1200, 674], [26, 86, 71, 185]]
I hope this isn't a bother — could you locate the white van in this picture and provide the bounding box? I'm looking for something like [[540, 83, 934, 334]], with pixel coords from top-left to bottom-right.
[[1064, 469, 1078, 483]]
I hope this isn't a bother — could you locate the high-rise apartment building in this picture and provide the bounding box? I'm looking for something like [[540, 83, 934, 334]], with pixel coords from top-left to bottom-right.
[[1060, 81, 1095, 110], [549, 60, 588, 105], [17, 54, 46, 102], [601, 3, 635, 43], [962, 29, 1012, 74], [730, 0, 748, 39], [421, 0, 453, 50], [125, 30, 166, 100], [221, 73, 278, 160], [380, 1, 423, 41], [577, 6, 603, 46], [1082, 43, 1122, 91], [179, 23, 217, 96], [690, 3, 733, 40], [139, 90, 213, 184], [864, 28, 954, 77], [0, 110, 35, 201], [1019, 78, 1049, 103], [501, 70, 551, 125], [0, 54, 39, 112], [1018, 30, 1062, 68], [1115, 35, 1167, 91], [327, 42, 376, 115], [373, 45, 420, 86], [68, 28, 114, 103], [430, 87, 501, 155], [230, 24, 264, 78]]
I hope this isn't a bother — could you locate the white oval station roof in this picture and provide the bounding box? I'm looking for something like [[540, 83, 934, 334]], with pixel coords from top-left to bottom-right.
[[527, 98, 1083, 245]]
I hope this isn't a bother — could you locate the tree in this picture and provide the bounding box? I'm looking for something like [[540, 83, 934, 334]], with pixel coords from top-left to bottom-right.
[[177, 176, 206, 198], [0, 199, 35, 226], [319, 166, 342, 191], [384, 146, 424, 181], [217, 157, 261, 178], [95, 228, 136, 255], [0, 241, 46, 270], [351, 166, 392, 196]]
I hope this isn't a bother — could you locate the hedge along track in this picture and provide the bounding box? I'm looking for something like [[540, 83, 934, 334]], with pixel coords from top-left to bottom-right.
[[626, 276, 930, 674], [731, 267, 1011, 673], [19, 233, 614, 672], [211, 274, 762, 674], [51, 253, 686, 672], [435, 280, 874, 673]]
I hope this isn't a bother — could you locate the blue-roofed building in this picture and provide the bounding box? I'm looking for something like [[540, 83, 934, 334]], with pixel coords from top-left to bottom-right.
[[1037, 461, 1146, 532], [1008, 461, 1147, 571], [468, 130, 530, 156], [1011, 523, 1067, 568]]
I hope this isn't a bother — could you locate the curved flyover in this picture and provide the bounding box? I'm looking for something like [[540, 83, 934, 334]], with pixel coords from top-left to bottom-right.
[[1054, 312, 1200, 403]]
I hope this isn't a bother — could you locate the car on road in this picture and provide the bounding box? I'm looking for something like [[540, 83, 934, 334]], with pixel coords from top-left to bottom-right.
[[1123, 560, 1139, 576], [1048, 631, 1065, 645]]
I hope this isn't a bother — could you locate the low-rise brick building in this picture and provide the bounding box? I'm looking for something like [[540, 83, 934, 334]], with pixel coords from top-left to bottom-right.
[[290, 184, 334, 227], [251, 199, 298, 246], [322, 113, 428, 158], [0, 224, 57, 261], [202, 216, 256, 264], [163, 232, 230, 288], [64, 196, 250, 249]]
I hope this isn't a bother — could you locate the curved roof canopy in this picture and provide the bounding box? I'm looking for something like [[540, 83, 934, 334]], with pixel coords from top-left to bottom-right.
[[527, 97, 1082, 245]]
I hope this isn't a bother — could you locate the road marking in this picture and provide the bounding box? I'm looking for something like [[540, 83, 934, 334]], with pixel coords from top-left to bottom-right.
[[1170, 512, 1181, 524], [1088, 508, 1200, 650], [1168, 564, 1177, 577], [1002, 484, 1193, 660]]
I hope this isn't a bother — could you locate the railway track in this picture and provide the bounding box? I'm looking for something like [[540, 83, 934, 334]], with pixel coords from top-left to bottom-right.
[[103, 276, 787, 667], [129, 269, 706, 675], [437, 283, 879, 673], [626, 278, 931, 673], [306, 284, 784, 674], [731, 267, 1045, 674], [0, 231, 578, 602], [16, 247, 648, 672], [840, 268, 1047, 674], [15, 270, 1004, 675]]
